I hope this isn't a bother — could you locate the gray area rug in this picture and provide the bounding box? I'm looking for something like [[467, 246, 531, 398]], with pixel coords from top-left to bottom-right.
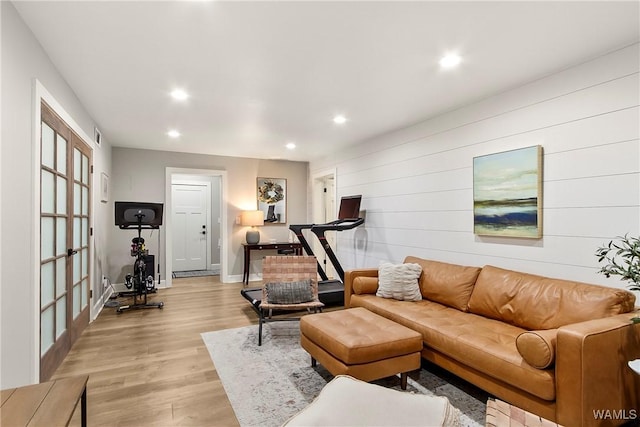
[[172, 269, 219, 278], [201, 323, 487, 427]]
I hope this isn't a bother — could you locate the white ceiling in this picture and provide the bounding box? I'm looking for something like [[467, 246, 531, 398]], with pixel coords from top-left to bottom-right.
[[13, 1, 640, 162]]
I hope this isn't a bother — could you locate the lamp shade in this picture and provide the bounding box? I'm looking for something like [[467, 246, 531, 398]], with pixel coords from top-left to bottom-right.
[[241, 210, 264, 227], [241, 210, 263, 244]]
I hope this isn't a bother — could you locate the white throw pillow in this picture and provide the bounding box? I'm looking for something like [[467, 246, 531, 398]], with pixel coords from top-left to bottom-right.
[[376, 262, 422, 301]]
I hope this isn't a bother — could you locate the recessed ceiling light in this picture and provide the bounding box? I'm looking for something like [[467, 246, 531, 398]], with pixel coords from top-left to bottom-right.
[[285, 142, 296, 150], [170, 89, 189, 101], [333, 115, 347, 124], [439, 53, 462, 69], [167, 130, 181, 138]]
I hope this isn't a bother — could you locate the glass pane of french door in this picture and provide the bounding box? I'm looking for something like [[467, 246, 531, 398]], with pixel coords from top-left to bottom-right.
[[73, 147, 90, 319], [40, 121, 67, 357]]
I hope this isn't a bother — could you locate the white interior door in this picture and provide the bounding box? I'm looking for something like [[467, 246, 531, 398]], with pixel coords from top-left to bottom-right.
[[171, 183, 209, 271]]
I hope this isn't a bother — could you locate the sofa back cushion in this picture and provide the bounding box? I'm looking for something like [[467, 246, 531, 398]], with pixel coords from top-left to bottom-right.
[[467, 265, 636, 330], [404, 256, 481, 311]]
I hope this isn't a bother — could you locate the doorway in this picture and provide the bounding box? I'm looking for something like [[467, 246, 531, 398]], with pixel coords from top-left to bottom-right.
[[312, 169, 337, 279], [165, 169, 226, 286]]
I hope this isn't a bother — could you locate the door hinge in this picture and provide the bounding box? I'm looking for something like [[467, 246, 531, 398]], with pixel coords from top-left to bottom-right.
[[90, 165, 94, 174], [90, 289, 93, 298], [90, 227, 93, 236]]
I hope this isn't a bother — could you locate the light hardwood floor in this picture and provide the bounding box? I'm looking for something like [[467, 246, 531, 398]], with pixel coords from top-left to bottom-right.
[[53, 276, 260, 426]]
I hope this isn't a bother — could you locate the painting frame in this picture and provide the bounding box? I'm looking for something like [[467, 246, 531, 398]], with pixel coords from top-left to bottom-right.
[[94, 127, 102, 147], [473, 145, 543, 238], [100, 172, 109, 203], [257, 177, 287, 225]]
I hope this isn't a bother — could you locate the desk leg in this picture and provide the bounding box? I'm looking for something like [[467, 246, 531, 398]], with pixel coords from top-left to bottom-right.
[[81, 385, 87, 427], [243, 246, 250, 285]]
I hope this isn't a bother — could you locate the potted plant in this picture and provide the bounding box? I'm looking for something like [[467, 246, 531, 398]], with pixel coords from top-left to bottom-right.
[[596, 234, 640, 323]]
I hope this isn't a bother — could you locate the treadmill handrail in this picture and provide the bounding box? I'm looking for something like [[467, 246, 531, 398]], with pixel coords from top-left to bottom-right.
[[310, 217, 364, 232], [290, 217, 365, 283], [310, 217, 364, 282], [288, 223, 329, 281]]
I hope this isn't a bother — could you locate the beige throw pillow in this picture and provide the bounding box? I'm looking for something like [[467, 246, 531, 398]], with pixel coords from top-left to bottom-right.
[[376, 263, 422, 301]]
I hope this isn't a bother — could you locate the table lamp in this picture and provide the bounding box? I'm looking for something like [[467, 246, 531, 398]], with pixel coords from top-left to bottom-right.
[[241, 210, 264, 244]]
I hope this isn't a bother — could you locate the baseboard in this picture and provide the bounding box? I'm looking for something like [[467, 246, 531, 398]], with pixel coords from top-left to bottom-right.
[[227, 273, 260, 285], [91, 286, 115, 321]]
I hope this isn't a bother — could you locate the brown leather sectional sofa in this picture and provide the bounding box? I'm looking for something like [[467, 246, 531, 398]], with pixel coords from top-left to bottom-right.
[[344, 256, 640, 427]]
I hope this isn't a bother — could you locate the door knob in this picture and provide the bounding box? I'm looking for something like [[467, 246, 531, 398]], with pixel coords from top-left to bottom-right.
[[201, 231, 206, 235]]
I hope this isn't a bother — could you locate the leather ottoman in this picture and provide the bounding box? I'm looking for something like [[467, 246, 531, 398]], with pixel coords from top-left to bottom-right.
[[300, 307, 422, 389]]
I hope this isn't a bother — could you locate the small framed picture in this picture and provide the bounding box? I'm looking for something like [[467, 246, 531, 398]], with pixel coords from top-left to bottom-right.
[[100, 173, 109, 203], [257, 177, 287, 224], [94, 127, 102, 147]]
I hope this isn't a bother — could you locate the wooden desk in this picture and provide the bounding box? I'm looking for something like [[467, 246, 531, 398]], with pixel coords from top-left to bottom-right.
[[1, 375, 88, 427], [242, 242, 303, 284]]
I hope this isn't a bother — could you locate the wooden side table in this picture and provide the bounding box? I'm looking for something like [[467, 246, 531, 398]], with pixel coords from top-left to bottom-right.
[[242, 242, 303, 284], [1, 375, 88, 427]]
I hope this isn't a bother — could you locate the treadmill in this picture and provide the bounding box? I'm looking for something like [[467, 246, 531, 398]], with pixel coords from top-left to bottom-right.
[[241, 195, 364, 308]]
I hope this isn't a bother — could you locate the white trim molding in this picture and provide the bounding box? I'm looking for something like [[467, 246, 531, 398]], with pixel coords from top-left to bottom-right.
[[165, 167, 229, 286], [32, 79, 96, 383]]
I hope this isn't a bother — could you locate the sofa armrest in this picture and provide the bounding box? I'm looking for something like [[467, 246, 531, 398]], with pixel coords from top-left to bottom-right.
[[344, 268, 379, 307], [556, 311, 640, 426]]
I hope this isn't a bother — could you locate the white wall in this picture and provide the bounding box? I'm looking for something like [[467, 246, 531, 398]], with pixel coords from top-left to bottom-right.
[[109, 147, 308, 284], [1, 2, 111, 388], [311, 43, 640, 291]]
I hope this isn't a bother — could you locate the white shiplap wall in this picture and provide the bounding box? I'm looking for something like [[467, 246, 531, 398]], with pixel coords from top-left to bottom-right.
[[310, 43, 640, 290]]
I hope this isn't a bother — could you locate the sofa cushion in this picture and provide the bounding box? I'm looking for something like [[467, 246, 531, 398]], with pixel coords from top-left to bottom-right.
[[376, 263, 422, 301], [300, 307, 422, 364], [350, 294, 556, 401], [516, 329, 557, 369], [404, 257, 481, 311], [467, 265, 636, 330], [353, 276, 378, 295]]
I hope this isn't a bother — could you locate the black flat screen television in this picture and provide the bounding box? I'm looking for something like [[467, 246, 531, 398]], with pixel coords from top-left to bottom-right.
[[115, 202, 164, 228], [337, 195, 362, 220]]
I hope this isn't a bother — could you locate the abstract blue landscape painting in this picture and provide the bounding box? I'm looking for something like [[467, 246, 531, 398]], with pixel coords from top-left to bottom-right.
[[473, 145, 542, 238]]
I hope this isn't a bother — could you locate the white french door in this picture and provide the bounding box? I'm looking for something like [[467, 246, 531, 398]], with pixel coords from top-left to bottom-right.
[[171, 183, 209, 271], [39, 102, 91, 381]]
